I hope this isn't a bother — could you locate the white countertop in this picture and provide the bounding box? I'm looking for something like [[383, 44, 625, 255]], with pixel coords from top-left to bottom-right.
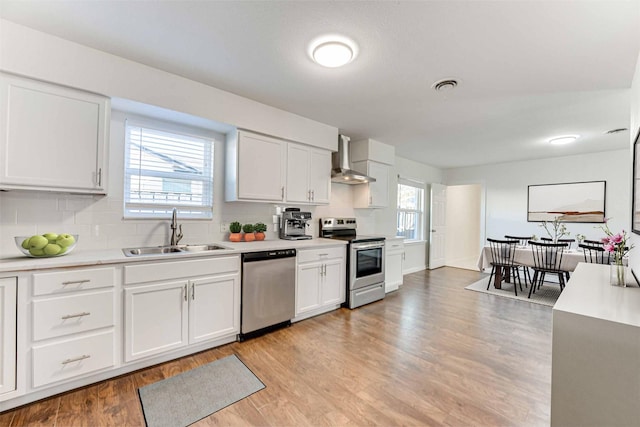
[[0, 238, 347, 273], [554, 262, 640, 328]]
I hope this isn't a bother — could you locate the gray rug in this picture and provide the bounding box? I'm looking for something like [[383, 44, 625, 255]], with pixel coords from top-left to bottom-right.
[[138, 354, 265, 427], [465, 276, 562, 307]]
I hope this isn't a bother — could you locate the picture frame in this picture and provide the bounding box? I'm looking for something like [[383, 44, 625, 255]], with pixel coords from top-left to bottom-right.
[[527, 181, 606, 223], [631, 128, 640, 234]]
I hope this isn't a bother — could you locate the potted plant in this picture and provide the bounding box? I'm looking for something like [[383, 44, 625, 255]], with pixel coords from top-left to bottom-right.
[[229, 221, 242, 242], [242, 223, 255, 242], [254, 222, 267, 241]]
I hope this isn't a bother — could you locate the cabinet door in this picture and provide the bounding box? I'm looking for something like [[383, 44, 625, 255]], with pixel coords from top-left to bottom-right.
[[0, 73, 109, 193], [237, 131, 285, 201], [385, 251, 404, 293], [321, 259, 345, 306], [368, 161, 389, 208], [296, 263, 322, 315], [124, 280, 188, 362], [189, 274, 240, 344], [0, 277, 16, 395], [286, 143, 311, 203], [308, 149, 331, 204]]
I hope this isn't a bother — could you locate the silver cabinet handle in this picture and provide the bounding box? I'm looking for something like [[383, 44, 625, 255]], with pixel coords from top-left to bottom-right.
[[97, 168, 102, 186], [62, 354, 90, 365], [183, 284, 188, 302], [61, 312, 91, 320], [311, 190, 314, 201], [191, 283, 195, 300], [281, 186, 285, 201], [61, 279, 90, 286]]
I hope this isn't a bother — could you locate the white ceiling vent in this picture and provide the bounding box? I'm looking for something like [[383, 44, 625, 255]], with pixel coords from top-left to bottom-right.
[[432, 78, 459, 92]]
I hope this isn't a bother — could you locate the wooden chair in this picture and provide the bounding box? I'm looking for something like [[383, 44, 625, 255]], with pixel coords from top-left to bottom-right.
[[504, 235, 533, 285], [528, 241, 569, 298], [540, 237, 575, 250], [487, 238, 523, 296], [579, 243, 611, 264]]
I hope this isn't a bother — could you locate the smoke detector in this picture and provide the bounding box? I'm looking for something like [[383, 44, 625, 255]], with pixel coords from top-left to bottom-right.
[[432, 78, 459, 92], [605, 128, 628, 135]]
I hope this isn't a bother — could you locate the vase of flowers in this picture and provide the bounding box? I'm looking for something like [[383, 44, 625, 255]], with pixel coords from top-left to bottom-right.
[[598, 219, 633, 287]]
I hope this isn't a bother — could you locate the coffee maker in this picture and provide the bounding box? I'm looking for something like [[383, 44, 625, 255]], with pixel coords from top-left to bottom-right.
[[280, 208, 312, 240]]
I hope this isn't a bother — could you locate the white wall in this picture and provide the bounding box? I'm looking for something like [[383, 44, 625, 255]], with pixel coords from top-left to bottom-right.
[[444, 150, 630, 245]]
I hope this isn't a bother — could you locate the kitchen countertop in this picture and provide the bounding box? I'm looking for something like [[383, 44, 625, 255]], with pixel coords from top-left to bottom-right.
[[0, 238, 347, 273]]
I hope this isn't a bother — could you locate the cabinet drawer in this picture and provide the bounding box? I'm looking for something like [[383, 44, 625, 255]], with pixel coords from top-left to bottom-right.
[[297, 246, 345, 264], [32, 290, 114, 341], [33, 267, 116, 296], [124, 255, 239, 285], [32, 330, 114, 388]]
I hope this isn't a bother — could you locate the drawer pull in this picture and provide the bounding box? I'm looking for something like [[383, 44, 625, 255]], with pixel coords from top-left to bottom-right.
[[61, 312, 91, 320], [319, 253, 329, 256], [61, 279, 91, 286], [61, 354, 91, 365]]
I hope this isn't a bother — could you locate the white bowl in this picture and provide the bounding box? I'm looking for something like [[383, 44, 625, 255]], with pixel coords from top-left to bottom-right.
[[15, 234, 79, 258]]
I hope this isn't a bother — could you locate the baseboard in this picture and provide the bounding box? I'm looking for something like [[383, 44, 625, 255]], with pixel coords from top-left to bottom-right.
[[403, 265, 426, 274]]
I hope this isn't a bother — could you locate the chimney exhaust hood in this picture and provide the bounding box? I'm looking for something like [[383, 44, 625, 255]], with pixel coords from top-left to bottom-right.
[[331, 135, 376, 184]]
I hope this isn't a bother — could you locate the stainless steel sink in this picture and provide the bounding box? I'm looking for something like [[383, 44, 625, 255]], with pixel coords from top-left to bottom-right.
[[122, 244, 230, 257]]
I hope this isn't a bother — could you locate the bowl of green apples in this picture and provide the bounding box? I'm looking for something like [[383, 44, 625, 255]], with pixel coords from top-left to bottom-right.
[[15, 233, 78, 257]]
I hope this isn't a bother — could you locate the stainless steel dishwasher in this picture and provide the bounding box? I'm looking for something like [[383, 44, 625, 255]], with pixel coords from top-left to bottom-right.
[[240, 249, 296, 340]]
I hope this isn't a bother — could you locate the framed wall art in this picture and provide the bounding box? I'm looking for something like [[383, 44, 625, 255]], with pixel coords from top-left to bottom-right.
[[632, 128, 640, 234], [527, 181, 606, 223]]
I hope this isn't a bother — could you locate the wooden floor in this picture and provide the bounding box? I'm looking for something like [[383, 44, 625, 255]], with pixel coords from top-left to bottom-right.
[[0, 267, 552, 426]]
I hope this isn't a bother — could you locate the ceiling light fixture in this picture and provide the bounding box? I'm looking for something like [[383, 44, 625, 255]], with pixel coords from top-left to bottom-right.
[[548, 135, 579, 145], [309, 35, 358, 68]]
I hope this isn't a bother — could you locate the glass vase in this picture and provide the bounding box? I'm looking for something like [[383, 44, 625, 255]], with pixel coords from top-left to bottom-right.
[[610, 261, 627, 287]]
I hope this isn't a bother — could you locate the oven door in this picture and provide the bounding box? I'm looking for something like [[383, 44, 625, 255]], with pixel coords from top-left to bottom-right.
[[350, 241, 385, 290]]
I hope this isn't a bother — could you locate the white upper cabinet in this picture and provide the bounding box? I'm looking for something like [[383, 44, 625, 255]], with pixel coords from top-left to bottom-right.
[[225, 129, 286, 202], [0, 73, 109, 194], [286, 143, 331, 205], [352, 160, 390, 208]]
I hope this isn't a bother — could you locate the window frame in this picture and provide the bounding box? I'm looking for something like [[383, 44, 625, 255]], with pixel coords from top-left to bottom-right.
[[123, 118, 215, 220], [396, 177, 425, 242]]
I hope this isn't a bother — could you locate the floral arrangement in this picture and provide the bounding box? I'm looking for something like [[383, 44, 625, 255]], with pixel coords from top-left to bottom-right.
[[597, 218, 633, 265], [539, 217, 570, 242]]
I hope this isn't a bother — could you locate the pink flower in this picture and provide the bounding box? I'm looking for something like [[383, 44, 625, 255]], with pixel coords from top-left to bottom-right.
[[611, 234, 623, 244], [601, 236, 611, 244], [604, 244, 615, 253]]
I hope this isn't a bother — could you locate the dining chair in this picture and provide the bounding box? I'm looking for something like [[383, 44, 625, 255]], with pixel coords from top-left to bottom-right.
[[504, 235, 533, 285], [540, 237, 575, 250], [487, 238, 523, 296], [528, 241, 570, 298], [583, 239, 604, 246], [579, 243, 612, 264]]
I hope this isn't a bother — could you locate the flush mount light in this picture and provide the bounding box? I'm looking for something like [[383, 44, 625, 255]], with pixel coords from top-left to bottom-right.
[[548, 135, 579, 145], [309, 35, 358, 68]]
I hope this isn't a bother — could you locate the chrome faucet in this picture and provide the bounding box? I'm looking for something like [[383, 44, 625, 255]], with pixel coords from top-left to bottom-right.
[[170, 207, 183, 246]]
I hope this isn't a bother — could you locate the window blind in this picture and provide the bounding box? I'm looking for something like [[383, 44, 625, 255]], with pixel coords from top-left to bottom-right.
[[124, 122, 214, 219]]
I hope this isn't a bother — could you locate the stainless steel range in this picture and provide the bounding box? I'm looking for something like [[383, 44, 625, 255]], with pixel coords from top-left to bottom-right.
[[319, 217, 386, 309]]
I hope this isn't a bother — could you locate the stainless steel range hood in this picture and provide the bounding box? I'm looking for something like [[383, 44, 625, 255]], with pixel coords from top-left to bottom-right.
[[331, 135, 376, 184]]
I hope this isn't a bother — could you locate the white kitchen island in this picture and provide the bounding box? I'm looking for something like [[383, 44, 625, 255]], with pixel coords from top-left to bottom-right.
[[551, 262, 640, 427]]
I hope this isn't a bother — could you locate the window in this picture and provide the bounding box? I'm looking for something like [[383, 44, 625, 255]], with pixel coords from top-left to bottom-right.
[[124, 121, 214, 219], [397, 177, 425, 241]]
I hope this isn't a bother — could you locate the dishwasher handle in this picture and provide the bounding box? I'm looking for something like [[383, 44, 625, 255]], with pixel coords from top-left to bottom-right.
[[242, 249, 296, 262]]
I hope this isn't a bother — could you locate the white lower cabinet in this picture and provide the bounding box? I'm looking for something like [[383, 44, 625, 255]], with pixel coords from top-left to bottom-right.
[[385, 238, 405, 293], [0, 277, 17, 396], [295, 246, 345, 321], [29, 266, 117, 389], [123, 256, 240, 362]]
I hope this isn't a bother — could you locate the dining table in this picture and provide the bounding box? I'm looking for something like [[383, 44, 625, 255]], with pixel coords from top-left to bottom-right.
[[476, 245, 588, 289]]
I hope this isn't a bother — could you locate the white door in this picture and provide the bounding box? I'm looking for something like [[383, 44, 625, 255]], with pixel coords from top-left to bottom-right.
[[124, 280, 188, 362], [320, 259, 344, 306], [189, 274, 239, 343], [308, 149, 331, 204], [429, 183, 447, 269], [0, 277, 16, 395], [237, 131, 285, 201], [368, 161, 389, 208], [296, 263, 322, 315], [286, 143, 311, 203]]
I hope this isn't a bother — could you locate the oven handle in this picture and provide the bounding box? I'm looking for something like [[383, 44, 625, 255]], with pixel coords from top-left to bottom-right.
[[352, 243, 385, 250]]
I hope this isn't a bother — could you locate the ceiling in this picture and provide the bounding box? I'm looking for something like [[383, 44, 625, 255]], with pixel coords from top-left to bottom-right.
[[1, 1, 639, 169]]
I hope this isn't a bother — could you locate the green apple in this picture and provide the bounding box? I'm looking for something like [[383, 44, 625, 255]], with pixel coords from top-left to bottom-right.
[[21, 237, 31, 249], [58, 246, 67, 255], [56, 234, 75, 248], [43, 243, 61, 256], [28, 235, 48, 250], [29, 247, 45, 256], [43, 233, 59, 243]]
